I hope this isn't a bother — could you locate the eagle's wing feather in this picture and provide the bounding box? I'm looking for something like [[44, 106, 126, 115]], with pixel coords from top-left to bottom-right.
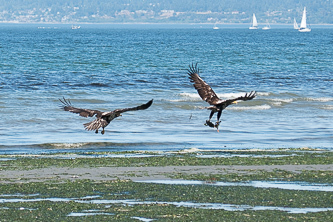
[[220, 91, 256, 106], [187, 63, 222, 105], [113, 99, 153, 114], [59, 97, 102, 118]]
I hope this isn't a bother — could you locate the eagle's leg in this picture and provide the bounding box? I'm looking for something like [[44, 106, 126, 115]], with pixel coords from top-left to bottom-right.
[[208, 110, 215, 121], [215, 111, 223, 132], [95, 130, 98, 134], [101, 128, 105, 135]]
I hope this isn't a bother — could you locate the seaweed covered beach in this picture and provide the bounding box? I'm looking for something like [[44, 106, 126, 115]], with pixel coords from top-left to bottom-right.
[[1, 148, 332, 221]]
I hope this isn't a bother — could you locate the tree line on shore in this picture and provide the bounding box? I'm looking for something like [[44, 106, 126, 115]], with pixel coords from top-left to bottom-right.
[[0, 0, 331, 24]]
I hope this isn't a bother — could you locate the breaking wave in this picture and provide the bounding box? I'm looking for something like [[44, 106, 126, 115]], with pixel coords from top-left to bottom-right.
[[229, 104, 271, 110], [304, 97, 333, 102]]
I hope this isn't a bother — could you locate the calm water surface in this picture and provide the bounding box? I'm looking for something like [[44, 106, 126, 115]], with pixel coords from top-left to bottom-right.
[[0, 24, 332, 154]]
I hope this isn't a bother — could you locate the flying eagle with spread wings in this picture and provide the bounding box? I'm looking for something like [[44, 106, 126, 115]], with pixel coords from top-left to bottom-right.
[[187, 63, 256, 131], [59, 98, 153, 134]]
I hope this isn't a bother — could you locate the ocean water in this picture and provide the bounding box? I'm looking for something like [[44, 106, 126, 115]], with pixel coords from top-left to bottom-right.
[[0, 23, 332, 154]]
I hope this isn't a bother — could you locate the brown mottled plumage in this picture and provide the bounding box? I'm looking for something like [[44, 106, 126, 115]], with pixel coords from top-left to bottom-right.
[[59, 98, 153, 134], [187, 63, 256, 131]]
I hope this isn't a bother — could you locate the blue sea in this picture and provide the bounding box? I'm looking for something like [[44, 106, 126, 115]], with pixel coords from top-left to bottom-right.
[[0, 23, 332, 154]]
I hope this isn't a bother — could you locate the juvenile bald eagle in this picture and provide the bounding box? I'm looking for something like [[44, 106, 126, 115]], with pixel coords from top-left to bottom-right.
[[59, 98, 153, 134], [187, 63, 256, 131]]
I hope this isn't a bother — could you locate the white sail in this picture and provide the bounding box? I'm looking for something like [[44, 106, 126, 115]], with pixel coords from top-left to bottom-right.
[[249, 13, 258, 29], [299, 7, 311, 32], [300, 8, 307, 29], [293, 18, 299, 29], [253, 14, 258, 27]]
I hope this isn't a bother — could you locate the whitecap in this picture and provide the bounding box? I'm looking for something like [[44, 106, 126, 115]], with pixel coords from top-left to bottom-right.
[[271, 101, 282, 106], [216, 92, 254, 99], [256, 92, 270, 96], [179, 92, 200, 98], [179, 92, 258, 100], [322, 105, 333, 110], [47, 143, 89, 148], [305, 97, 333, 102], [229, 104, 271, 110], [270, 98, 294, 103], [178, 148, 201, 153]]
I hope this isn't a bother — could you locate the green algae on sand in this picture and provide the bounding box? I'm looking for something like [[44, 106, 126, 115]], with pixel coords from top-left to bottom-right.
[[0, 148, 333, 221]]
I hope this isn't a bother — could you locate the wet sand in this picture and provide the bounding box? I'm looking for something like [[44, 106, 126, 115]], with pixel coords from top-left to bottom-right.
[[1, 164, 333, 183]]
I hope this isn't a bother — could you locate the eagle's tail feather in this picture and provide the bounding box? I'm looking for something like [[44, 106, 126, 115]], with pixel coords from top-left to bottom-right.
[[83, 118, 109, 131]]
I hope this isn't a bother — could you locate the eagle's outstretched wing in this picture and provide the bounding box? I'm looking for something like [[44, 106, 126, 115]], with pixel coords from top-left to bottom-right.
[[113, 99, 153, 114], [220, 91, 256, 106], [59, 97, 103, 118], [187, 63, 222, 105]]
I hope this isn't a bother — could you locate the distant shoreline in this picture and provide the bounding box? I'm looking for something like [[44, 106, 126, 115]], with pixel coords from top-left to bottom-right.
[[1, 21, 333, 26]]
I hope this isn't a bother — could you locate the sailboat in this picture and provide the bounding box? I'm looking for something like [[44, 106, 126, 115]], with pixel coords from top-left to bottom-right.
[[299, 7, 311, 32], [249, 14, 258, 29], [262, 22, 271, 30], [293, 18, 299, 30], [71, 25, 81, 30], [213, 22, 219, 30]]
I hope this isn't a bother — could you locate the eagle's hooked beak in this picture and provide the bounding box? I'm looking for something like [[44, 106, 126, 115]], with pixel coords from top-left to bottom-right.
[[232, 101, 238, 104]]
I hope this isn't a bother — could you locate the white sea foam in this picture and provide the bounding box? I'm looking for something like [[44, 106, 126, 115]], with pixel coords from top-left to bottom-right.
[[48, 143, 89, 148], [305, 97, 333, 102], [271, 102, 282, 106], [229, 104, 271, 110], [178, 93, 202, 100], [256, 92, 270, 96], [270, 98, 294, 103], [179, 92, 255, 100], [323, 105, 333, 110]]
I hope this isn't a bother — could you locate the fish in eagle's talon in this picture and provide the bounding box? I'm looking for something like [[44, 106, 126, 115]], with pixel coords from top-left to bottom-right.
[[205, 120, 215, 128]]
